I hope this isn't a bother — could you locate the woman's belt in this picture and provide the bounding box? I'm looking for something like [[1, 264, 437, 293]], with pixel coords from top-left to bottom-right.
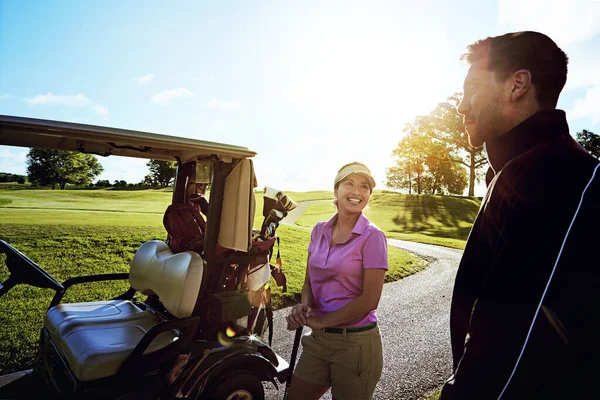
[[321, 323, 377, 334]]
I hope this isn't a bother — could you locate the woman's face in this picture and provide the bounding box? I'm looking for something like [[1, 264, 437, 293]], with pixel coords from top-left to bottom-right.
[[334, 173, 371, 214]]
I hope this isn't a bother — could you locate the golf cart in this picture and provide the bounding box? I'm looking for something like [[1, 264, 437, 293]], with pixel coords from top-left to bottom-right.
[[0, 115, 297, 399]]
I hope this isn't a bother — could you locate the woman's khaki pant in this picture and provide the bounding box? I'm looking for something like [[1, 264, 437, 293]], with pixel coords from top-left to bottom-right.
[[293, 325, 383, 400]]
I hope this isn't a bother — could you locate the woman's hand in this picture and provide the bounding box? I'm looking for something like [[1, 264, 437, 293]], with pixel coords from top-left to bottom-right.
[[305, 315, 326, 330], [286, 303, 310, 330]]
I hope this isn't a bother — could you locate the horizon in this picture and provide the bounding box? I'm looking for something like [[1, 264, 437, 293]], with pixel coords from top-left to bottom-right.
[[1, 1, 599, 197]]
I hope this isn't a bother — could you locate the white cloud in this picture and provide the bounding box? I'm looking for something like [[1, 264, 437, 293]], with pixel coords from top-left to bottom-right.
[[564, 53, 600, 91], [206, 98, 241, 112], [497, 0, 600, 47], [0, 94, 11, 100], [133, 73, 154, 85], [24, 93, 90, 106], [150, 87, 194, 105], [94, 104, 109, 120], [94, 156, 149, 184], [569, 85, 600, 124], [0, 146, 28, 175]]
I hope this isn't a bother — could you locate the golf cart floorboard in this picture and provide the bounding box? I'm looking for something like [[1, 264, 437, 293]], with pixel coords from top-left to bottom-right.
[[0, 369, 51, 400]]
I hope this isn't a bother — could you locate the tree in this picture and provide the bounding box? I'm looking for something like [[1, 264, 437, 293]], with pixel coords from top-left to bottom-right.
[[387, 119, 465, 195], [17, 176, 27, 184], [142, 174, 157, 186], [26, 149, 103, 189], [387, 123, 427, 194], [147, 160, 176, 187], [424, 141, 468, 195], [387, 93, 487, 196], [576, 129, 600, 159], [95, 179, 111, 187], [0, 172, 25, 182], [386, 162, 414, 194], [425, 94, 488, 196]]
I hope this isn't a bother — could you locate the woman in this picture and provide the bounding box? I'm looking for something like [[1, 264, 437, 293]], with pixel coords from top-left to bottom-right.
[[286, 162, 388, 400]]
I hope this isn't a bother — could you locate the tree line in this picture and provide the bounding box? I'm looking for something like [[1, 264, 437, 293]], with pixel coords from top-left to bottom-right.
[[0, 172, 27, 184], [386, 93, 599, 196], [1, 149, 177, 189]]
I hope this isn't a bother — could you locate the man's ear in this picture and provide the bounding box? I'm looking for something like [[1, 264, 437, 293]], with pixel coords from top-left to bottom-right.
[[509, 69, 532, 102]]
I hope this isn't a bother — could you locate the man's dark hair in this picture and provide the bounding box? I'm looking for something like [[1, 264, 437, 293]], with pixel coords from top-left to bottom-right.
[[461, 31, 569, 109]]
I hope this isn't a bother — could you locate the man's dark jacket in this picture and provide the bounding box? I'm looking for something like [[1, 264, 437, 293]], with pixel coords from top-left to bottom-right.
[[441, 110, 599, 399]]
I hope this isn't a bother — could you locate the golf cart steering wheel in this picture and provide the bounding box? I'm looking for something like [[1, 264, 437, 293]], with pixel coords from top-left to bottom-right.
[[0, 240, 63, 297]]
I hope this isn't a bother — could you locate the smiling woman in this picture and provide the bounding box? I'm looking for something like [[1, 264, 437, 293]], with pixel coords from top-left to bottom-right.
[[285, 161, 389, 400]]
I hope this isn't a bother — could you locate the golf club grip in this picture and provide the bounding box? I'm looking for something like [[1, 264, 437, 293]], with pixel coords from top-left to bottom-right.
[[284, 327, 303, 397]]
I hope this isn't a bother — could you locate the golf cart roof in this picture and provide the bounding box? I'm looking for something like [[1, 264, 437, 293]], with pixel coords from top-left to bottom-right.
[[0, 114, 256, 163]]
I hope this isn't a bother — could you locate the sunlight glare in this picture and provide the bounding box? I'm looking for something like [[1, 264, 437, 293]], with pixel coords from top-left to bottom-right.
[[277, 14, 454, 189]]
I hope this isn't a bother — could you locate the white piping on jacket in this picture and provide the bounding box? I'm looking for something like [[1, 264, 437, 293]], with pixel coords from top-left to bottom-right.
[[497, 163, 600, 399]]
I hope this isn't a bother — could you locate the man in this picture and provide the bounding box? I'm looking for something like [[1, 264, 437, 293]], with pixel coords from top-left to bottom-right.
[[441, 31, 600, 399]]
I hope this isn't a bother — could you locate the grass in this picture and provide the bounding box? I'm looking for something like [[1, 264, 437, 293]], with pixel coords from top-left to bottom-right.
[[284, 190, 333, 202], [0, 182, 31, 190], [423, 387, 442, 399], [0, 187, 173, 212], [296, 191, 481, 249], [0, 188, 426, 374]]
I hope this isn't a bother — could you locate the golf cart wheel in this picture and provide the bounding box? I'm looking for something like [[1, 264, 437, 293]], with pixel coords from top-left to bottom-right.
[[204, 370, 264, 400]]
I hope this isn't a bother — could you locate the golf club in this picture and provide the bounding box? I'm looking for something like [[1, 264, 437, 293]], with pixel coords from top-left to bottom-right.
[[283, 326, 303, 399]]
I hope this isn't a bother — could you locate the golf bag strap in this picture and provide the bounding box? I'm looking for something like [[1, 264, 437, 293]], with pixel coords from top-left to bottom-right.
[[277, 237, 287, 292]]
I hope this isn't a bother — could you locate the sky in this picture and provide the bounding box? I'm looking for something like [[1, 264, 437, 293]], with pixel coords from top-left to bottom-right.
[[1, 0, 599, 197]]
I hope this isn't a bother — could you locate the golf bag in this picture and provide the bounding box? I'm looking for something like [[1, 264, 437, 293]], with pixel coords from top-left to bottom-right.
[[163, 203, 206, 255]]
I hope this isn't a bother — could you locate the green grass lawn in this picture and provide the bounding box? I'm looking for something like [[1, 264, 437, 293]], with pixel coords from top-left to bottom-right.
[[0, 187, 173, 213], [0, 188, 426, 374], [284, 190, 333, 202], [0, 182, 31, 190], [296, 191, 481, 249]]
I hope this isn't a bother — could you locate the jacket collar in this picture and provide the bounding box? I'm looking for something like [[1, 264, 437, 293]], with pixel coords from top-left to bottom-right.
[[485, 109, 570, 173]]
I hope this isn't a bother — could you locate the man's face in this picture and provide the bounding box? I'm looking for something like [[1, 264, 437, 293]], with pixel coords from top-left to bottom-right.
[[457, 60, 507, 148]]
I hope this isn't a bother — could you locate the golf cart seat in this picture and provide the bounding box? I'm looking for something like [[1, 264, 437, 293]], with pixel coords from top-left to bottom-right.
[[43, 240, 205, 382]]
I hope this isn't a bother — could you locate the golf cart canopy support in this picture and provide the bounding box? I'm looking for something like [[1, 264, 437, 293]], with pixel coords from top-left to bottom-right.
[[0, 114, 256, 163]]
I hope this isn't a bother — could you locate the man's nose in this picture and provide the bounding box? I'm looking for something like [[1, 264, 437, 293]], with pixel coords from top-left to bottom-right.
[[457, 98, 468, 116]]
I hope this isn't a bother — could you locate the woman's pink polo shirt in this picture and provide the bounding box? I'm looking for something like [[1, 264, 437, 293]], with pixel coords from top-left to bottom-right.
[[307, 213, 388, 328]]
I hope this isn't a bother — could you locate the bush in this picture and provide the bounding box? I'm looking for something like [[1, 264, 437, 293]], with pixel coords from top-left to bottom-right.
[[17, 177, 27, 184]]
